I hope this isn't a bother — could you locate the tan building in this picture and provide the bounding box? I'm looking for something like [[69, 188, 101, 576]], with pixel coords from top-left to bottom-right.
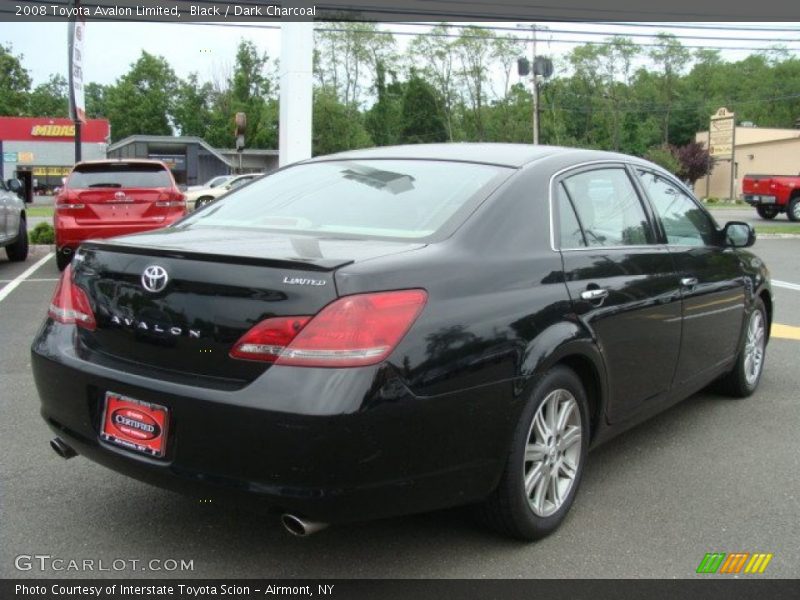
[[694, 126, 800, 200]]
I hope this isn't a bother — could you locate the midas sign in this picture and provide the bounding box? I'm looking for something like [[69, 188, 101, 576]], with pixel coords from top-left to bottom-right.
[[31, 124, 76, 137]]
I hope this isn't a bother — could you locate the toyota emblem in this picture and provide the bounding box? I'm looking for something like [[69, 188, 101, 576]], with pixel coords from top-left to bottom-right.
[[141, 265, 169, 293]]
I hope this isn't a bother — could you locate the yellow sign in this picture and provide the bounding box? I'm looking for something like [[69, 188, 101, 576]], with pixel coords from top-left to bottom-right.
[[709, 107, 735, 158], [33, 166, 71, 177], [31, 124, 76, 137], [17, 152, 35, 163]]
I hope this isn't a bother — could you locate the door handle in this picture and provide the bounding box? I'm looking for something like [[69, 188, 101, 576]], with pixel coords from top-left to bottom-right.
[[681, 277, 699, 288], [580, 288, 609, 301]]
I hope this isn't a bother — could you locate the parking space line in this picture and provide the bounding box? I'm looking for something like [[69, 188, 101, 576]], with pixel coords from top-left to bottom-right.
[[0, 278, 59, 283], [0, 253, 54, 304], [773, 280, 800, 292], [772, 323, 800, 341]]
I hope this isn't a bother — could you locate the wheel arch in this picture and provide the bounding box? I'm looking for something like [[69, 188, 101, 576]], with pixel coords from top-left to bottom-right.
[[532, 336, 608, 442], [759, 288, 773, 342]]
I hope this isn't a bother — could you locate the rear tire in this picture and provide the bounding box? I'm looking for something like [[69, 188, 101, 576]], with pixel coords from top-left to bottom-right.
[[479, 366, 589, 541], [714, 299, 767, 398], [195, 196, 213, 209], [787, 196, 800, 222], [56, 247, 72, 271], [5, 216, 29, 262], [756, 206, 778, 220]]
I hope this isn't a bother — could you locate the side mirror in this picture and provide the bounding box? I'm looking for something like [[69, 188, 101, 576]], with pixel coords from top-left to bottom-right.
[[723, 221, 756, 248], [7, 179, 22, 194]]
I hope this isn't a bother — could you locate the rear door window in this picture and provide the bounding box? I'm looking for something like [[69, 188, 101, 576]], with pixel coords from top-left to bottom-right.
[[556, 182, 586, 249], [562, 168, 652, 247], [68, 163, 172, 189]]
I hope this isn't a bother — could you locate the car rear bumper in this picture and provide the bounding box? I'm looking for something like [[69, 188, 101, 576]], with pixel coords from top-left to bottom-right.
[[31, 322, 512, 523], [55, 215, 184, 249], [743, 194, 779, 206]]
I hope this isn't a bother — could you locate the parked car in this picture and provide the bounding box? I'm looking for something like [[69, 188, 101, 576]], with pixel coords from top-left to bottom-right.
[[184, 173, 262, 211], [0, 178, 29, 262], [54, 160, 186, 270], [742, 173, 800, 221], [32, 144, 771, 540], [186, 174, 235, 192]]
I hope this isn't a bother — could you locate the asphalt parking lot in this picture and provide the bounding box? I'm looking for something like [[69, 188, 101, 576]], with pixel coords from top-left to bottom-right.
[[1, 240, 798, 579]]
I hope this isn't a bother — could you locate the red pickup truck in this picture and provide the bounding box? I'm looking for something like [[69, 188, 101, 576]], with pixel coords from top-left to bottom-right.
[[742, 174, 800, 221]]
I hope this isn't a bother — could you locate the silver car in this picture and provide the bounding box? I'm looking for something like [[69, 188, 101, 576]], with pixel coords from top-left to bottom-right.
[[1, 179, 29, 262]]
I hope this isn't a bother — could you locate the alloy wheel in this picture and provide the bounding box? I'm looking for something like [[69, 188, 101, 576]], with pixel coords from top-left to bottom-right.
[[743, 309, 766, 386], [523, 388, 583, 517]]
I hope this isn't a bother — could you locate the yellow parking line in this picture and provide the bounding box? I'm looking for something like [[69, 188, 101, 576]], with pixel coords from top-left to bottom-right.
[[772, 323, 800, 341]]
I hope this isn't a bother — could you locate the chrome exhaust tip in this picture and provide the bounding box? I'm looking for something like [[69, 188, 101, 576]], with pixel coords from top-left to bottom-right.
[[281, 513, 328, 537], [50, 437, 78, 460]]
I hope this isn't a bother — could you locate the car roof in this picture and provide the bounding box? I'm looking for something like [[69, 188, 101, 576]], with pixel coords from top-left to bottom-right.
[[308, 143, 646, 169]]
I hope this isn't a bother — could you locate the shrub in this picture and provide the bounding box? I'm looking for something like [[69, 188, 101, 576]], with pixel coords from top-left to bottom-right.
[[29, 222, 55, 245], [644, 145, 680, 176]]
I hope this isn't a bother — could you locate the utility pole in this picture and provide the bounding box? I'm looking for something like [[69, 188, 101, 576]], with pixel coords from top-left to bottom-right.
[[531, 25, 539, 145], [517, 24, 540, 144]]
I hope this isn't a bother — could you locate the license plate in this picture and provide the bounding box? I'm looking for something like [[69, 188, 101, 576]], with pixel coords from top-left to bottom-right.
[[100, 393, 170, 458]]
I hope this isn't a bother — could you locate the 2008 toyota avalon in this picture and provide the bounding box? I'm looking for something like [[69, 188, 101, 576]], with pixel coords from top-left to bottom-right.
[[32, 144, 771, 540]]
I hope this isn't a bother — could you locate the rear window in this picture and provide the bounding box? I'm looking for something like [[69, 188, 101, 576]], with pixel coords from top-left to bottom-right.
[[181, 159, 508, 240], [68, 163, 172, 189]]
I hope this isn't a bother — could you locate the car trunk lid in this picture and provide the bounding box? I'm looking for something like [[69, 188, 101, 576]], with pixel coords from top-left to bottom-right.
[[72, 229, 424, 387]]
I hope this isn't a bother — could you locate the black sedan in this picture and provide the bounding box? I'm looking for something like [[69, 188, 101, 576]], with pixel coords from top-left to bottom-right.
[[32, 144, 771, 540]]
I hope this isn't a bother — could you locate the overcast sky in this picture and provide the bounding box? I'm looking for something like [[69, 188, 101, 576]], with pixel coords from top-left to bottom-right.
[[3, 21, 799, 88]]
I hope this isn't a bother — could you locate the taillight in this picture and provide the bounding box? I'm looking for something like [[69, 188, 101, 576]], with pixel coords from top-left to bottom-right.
[[48, 265, 96, 330], [230, 316, 312, 362], [156, 190, 186, 208], [230, 289, 427, 367], [55, 191, 84, 210]]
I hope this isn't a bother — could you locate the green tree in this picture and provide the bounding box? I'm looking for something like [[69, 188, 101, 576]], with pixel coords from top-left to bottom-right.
[[312, 89, 372, 156], [0, 44, 32, 116], [644, 144, 680, 175], [84, 82, 109, 118], [314, 22, 395, 109], [401, 70, 447, 144], [27, 74, 68, 117], [105, 51, 178, 140], [206, 40, 278, 149], [648, 33, 691, 145], [172, 73, 213, 137], [454, 26, 493, 140], [364, 60, 405, 146], [408, 24, 459, 140]]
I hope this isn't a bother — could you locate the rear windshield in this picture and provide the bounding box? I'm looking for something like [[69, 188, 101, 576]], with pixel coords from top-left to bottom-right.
[[68, 163, 172, 189], [181, 159, 509, 240]]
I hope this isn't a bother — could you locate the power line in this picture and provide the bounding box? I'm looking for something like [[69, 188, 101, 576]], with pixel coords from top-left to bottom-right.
[[398, 22, 800, 44], [13, 0, 800, 24]]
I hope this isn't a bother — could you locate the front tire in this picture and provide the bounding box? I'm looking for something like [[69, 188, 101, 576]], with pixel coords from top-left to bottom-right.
[[480, 366, 589, 540], [756, 206, 778, 220], [5, 216, 29, 262], [715, 299, 767, 398], [787, 196, 800, 222]]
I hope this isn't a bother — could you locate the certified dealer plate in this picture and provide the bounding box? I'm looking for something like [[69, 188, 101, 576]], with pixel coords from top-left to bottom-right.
[[100, 393, 170, 458]]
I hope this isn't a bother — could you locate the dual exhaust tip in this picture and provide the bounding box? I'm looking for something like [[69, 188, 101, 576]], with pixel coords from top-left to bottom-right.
[[281, 514, 328, 537], [50, 437, 77, 460], [50, 438, 326, 536]]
